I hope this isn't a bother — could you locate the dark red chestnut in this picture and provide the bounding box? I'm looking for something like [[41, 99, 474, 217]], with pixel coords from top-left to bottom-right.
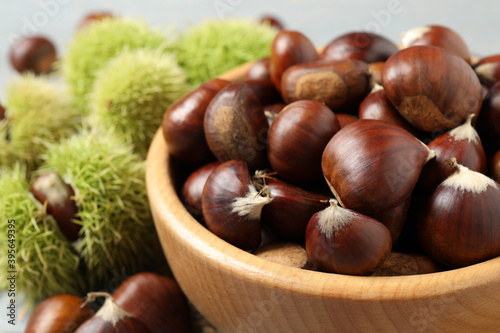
[[419, 114, 487, 191], [245, 57, 271, 80], [202, 160, 272, 250], [78, 11, 114, 30], [10, 36, 56, 74], [25, 294, 95, 333], [359, 89, 422, 137], [0, 103, 5, 121], [322, 119, 435, 215], [401, 25, 471, 63], [382, 46, 483, 132], [281, 59, 371, 111], [181, 161, 221, 222], [243, 78, 282, 106], [75, 293, 150, 333], [163, 78, 230, 165], [336, 113, 358, 128], [30, 172, 81, 242], [259, 15, 285, 31], [477, 82, 500, 150], [257, 176, 329, 240], [204, 82, 269, 170], [268, 100, 341, 183], [418, 158, 500, 268], [322, 32, 398, 63], [270, 30, 319, 91], [305, 200, 392, 275], [369, 196, 411, 244], [371, 252, 441, 276], [113, 272, 193, 333], [474, 55, 500, 87], [491, 150, 500, 183]]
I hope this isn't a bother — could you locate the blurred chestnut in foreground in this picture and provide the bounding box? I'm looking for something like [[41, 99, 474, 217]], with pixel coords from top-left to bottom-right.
[[418, 158, 500, 268], [382, 46, 482, 132], [10, 36, 56, 74], [268, 100, 340, 183], [368, 61, 385, 85], [322, 32, 398, 63], [281, 59, 371, 111], [401, 25, 471, 63], [245, 57, 271, 80], [322, 119, 435, 215], [26, 294, 94, 333], [474, 55, 500, 87], [163, 78, 230, 165], [0, 103, 5, 121], [204, 82, 269, 170], [270, 30, 319, 91], [306, 200, 392, 275]]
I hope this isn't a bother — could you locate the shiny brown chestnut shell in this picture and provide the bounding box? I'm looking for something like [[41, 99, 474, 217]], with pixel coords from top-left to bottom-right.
[[336, 113, 358, 129], [322, 32, 398, 63], [474, 55, 500, 87], [163, 78, 230, 165], [477, 82, 500, 151], [10, 36, 56, 74], [281, 59, 371, 111], [382, 45, 483, 132]]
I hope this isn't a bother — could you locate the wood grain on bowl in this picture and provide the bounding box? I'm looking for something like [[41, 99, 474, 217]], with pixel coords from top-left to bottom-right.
[[146, 62, 500, 333]]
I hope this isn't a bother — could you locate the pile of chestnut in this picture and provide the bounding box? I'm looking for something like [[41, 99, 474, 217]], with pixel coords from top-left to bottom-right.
[[162, 25, 500, 276]]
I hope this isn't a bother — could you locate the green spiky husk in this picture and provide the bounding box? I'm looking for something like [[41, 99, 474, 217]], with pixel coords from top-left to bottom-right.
[[90, 49, 188, 158], [173, 19, 277, 85], [0, 74, 80, 172], [62, 17, 171, 113], [39, 130, 160, 289], [0, 165, 85, 307]]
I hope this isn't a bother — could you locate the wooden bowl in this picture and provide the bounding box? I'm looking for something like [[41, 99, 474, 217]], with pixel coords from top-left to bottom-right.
[[146, 63, 500, 333]]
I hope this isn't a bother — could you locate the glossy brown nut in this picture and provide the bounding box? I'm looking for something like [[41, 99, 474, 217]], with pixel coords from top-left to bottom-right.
[[305, 200, 392, 275], [204, 82, 269, 170], [491, 150, 500, 183], [78, 11, 114, 30], [259, 15, 285, 31], [371, 252, 441, 276], [369, 196, 411, 244], [163, 78, 230, 165], [270, 30, 319, 91], [113, 272, 193, 333], [335, 113, 358, 129], [474, 55, 500, 87], [322, 119, 434, 215], [245, 57, 271, 80], [382, 46, 483, 132], [359, 89, 422, 137], [0, 103, 5, 121], [418, 160, 500, 268], [202, 160, 271, 250], [30, 172, 81, 242], [243, 78, 282, 106], [281, 59, 371, 111], [401, 25, 471, 63], [419, 115, 487, 191], [10, 36, 56, 74], [322, 32, 398, 63], [25, 294, 95, 333], [181, 161, 221, 222], [258, 177, 329, 240], [368, 61, 385, 85], [477, 82, 500, 150], [268, 100, 341, 183]]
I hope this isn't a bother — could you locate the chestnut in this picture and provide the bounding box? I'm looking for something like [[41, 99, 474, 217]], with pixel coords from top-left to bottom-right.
[[78, 11, 114, 30], [322, 119, 435, 215], [243, 78, 282, 106], [369, 196, 411, 244], [201, 160, 272, 250], [0, 103, 5, 121], [254, 242, 315, 270], [474, 54, 500, 87], [491, 150, 500, 183], [418, 114, 487, 191], [25, 294, 95, 333], [368, 61, 385, 85], [477, 82, 500, 151], [30, 172, 81, 242], [113, 272, 193, 333], [204, 82, 269, 170], [257, 175, 329, 240], [371, 252, 441, 276], [382, 46, 483, 132], [245, 57, 271, 80], [322, 32, 398, 63], [358, 89, 422, 138], [270, 30, 319, 91], [281, 59, 371, 111], [181, 161, 221, 222], [305, 200, 392, 275], [418, 158, 500, 268], [401, 25, 471, 63], [10, 36, 56, 74], [163, 78, 230, 165], [268, 100, 341, 183], [263, 103, 286, 126], [335, 113, 358, 129], [259, 15, 285, 31]]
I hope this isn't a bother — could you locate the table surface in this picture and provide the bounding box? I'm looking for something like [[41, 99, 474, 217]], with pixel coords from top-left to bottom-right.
[[1, 0, 499, 332]]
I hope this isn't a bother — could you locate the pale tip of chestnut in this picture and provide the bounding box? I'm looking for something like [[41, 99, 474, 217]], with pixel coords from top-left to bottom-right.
[[449, 113, 480, 143], [369, 82, 384, 94], [318, 199, 355, 238], [31, 172, 71, 207], [401, 26, 432, 47], [84, 292, 130, 325], [443, 158, 498, 193], [475, 63, 497, 83], [231, 185, 273, 220]]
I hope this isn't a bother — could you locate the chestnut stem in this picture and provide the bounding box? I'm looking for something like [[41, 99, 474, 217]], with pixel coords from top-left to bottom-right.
[[82, 292, 113, 307], [444, 157, 458, 168]]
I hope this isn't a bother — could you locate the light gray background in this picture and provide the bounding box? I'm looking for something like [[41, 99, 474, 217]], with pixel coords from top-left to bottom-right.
[[1, 0, 499, 332]]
